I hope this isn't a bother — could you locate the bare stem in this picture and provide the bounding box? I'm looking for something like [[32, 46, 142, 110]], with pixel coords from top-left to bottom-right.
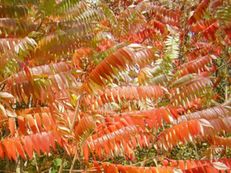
[[62, 95, 83, 173], [69, 148, 79, 173]]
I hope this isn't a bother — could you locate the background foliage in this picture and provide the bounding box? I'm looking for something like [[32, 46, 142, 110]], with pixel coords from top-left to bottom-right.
[[0, 0, 230, 172]]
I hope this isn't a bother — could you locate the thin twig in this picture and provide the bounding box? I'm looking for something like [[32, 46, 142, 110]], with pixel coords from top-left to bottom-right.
[[71, 94, 83, 130], [60, 95, 83, 173], [69, 149, 79, 173], [225, 85, 228, 101]]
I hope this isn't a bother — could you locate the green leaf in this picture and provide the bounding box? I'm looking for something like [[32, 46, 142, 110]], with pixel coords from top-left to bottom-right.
[[53, 158, 62, 167]]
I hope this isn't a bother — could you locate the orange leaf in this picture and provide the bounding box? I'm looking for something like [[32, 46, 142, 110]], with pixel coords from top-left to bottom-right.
[[0, 143, 4, 159], [8, 118, 16, 136], [14, 138, 26, 159], [22, 136, 34, 159], [3, 139, 17, 161], [27, 114, 38, 133], [18, 116, 26, 135]]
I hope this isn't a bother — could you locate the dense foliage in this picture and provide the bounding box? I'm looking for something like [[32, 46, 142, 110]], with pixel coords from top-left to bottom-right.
[[0, 0, 230, 172]]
